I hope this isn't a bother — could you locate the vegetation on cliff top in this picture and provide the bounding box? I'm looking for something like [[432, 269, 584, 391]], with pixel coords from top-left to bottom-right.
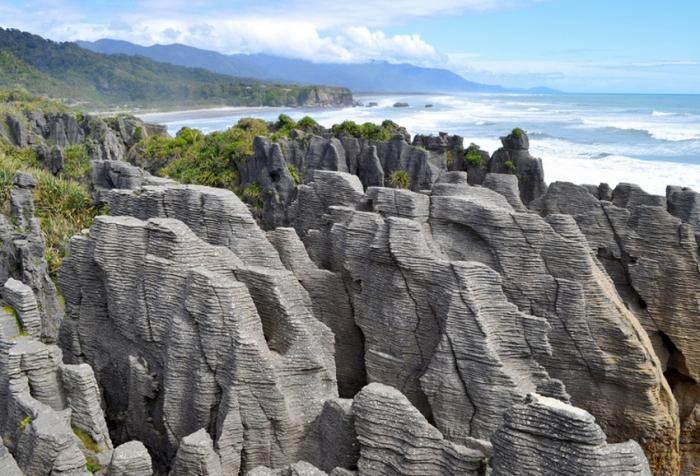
[[0, 28, 352, 109], [0, 141, 100, 277]]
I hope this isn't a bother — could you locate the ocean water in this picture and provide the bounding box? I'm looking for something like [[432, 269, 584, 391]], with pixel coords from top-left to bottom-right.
[[138, 93, 700, 195]]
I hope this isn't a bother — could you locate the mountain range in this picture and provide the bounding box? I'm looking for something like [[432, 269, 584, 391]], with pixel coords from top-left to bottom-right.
[[0, 28, 353, 109], [79, 39, 556, 94]]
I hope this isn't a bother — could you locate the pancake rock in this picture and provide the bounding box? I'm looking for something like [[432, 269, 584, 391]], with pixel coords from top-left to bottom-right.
[[352, 383, 488, 475], [169, 429, 223, 476], [532, 181, 700, 475], [287, 170, 677, 473], [106, 440, 153, 475], [0, 284, 114, 474], [0, 173, 63, 342], [58, 211, 336, 472], [488, 130, 547, 204], [491, 393, 651, 475]]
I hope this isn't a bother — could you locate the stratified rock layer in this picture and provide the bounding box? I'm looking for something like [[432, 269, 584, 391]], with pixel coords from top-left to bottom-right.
[[352, 383, 487, 475], [59, 211, 336, 472], [491, 393, 651, 475], [288, 170, 678, 473]]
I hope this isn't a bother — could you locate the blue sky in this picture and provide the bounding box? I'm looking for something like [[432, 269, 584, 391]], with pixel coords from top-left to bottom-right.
[[1, 0, 698, 93]]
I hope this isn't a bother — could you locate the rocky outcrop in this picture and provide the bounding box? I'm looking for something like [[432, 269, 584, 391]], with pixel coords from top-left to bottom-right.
[[59, 208, 337, 472], [287, 170, 678, 473], [0, 173, 63, 343], [0, 281, 114, 474], [491, 393, 652, 475], [6, 123, 697, 474], [352, 383, 488, 475], [1, 108, 165, 171], [298, 87, 354, 107], [532, 180, 700, 475], [169, 429, 223, 476], [489, 130, 547, 204], [0, 437, 21, 476], [106, 441, 153, 475]]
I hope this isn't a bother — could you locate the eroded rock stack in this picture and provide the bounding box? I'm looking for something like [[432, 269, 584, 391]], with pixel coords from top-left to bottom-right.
[[2, 126, 699, 475]]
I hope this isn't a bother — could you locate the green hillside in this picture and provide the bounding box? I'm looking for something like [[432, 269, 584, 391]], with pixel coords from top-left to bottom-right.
[[0, 28, 352, 110]]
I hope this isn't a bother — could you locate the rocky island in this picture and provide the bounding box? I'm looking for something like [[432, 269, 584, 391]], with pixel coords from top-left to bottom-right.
[[0, 98, 698, 476]]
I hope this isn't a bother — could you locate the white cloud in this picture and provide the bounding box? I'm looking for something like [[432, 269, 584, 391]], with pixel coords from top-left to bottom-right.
[[0, 0, 536, 65]]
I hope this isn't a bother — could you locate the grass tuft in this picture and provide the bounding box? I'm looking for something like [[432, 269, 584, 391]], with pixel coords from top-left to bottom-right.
[[72, 426, 100, 453], [388, 170, 411, 190]]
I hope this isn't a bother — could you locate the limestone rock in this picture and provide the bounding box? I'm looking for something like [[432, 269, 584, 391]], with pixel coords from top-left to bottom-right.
[[302, 399, 358, 472], [59, 215, 336, 472], [0, 437, 21, 476], [533, 179, 699, 475], [107, 441, 153, 476], [0, 173, 63, 343], [170, 429, 223, 476], [247, 460, 328, 476], [491, 393, 652, 475], [352, 383, 488, 475], [289, 171, 678, 472], [488, 130, 546, 204], [2, 278, 42, 338]]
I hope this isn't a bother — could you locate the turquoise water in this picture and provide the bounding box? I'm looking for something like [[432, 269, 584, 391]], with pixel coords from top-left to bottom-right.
[[138, 93, 700, 194]]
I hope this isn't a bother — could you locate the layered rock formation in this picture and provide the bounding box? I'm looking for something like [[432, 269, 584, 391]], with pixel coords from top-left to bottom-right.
[[1, 109, 165, 173], [0, 173, 62, 342], [491, 393, 651, 475], [235, 128, 546, 230], [3, 124, 699, 475], [0, 172, 151, 475], [532, 180, 700, 475]]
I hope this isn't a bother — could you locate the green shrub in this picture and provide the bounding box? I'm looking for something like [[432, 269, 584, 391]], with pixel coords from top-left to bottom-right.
[[388, 170, 411, 189], [19, 416, 32, 431], [296, 116, 319, 131], [73, 426, 100, 453], [132, 126, 143, 142], [85, 456, 101, 474], [465, 147, 483, 168], [511, 127, 525, 138], [241, 182, 262, 208], [0, 142, 100, 278], [504, 159, 516, 171], [62, 144, 91, 181], [287, 164, 302, 185]]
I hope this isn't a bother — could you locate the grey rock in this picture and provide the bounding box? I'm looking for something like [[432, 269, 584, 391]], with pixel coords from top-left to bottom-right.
[[533, 179, 699, 475], [5, 114, 26, 147], [483, 173, 527, 211], [107, 441, 153, 476], [48, 145, 65, 175], [0, 173, 64, 343], [59, 215, 336, 472], [247, 460, 328, 476], [352, 383, 487, 475], [491, 393, 652, 475], [267, 228, 365, 397], [489, 130, 546, 204], [170, 429, 223, 476], [15, 410, 89, 475], [667, 185, 700, 236], [289, 171, 678, 471], [91, 159, 148, 190], [302, 399, 358, 472], [0, 437, 22, 476], [2, 277, 42, 338]]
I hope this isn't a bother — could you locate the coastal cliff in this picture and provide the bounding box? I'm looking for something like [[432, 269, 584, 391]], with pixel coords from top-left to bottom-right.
[[0, 106, 698, 475]]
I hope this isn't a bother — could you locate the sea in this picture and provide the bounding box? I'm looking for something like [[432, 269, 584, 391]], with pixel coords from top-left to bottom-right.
[[137, 93, 700, 195]]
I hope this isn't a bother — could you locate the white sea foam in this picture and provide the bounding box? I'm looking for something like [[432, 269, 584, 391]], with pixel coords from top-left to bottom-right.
[[141, 92, 700, 195]]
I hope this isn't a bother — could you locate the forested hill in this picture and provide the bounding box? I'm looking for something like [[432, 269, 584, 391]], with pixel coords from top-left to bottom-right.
[[0, 28, 353, 110]]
